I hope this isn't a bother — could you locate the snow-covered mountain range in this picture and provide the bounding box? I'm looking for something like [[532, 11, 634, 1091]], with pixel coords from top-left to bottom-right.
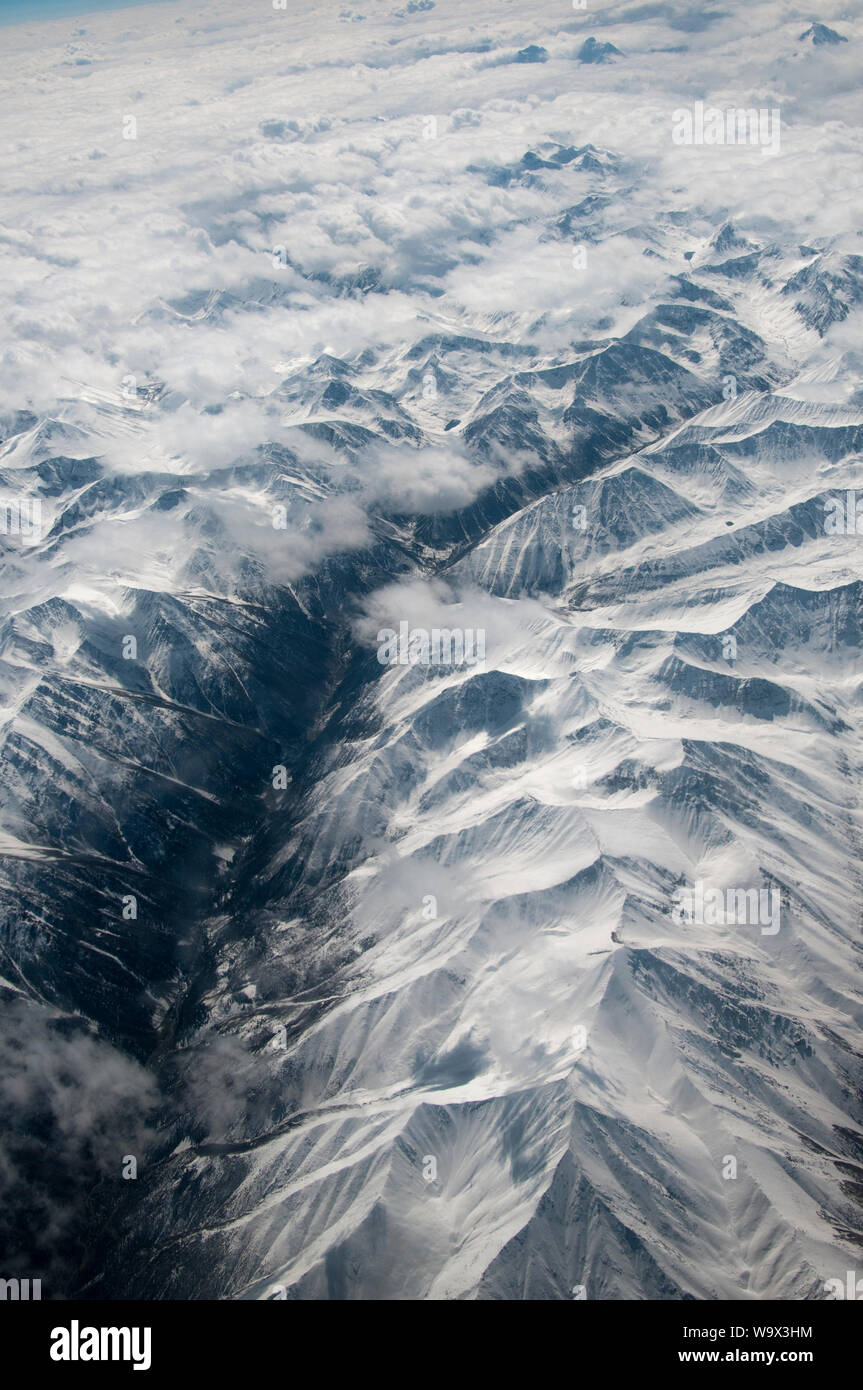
[[0, 0, 861, 1299]]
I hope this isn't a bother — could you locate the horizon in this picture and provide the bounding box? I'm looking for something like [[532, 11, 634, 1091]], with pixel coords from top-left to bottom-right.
[[0, 0, 170, 26]]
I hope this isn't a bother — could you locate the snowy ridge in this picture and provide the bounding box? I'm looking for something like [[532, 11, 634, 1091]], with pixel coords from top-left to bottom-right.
[[81, 384, 863, 1300]]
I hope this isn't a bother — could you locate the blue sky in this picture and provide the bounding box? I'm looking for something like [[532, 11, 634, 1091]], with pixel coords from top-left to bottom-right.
[[0, 0, 166, 25]]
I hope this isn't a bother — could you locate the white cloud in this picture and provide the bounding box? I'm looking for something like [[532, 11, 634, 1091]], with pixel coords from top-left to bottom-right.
[[0, 0, 860, 595]]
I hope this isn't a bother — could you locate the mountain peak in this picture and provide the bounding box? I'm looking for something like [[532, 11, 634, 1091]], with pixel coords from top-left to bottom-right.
[[514, 44, 548, 63], [577, 36, 623, 63], [798, 21, 848, 45]]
